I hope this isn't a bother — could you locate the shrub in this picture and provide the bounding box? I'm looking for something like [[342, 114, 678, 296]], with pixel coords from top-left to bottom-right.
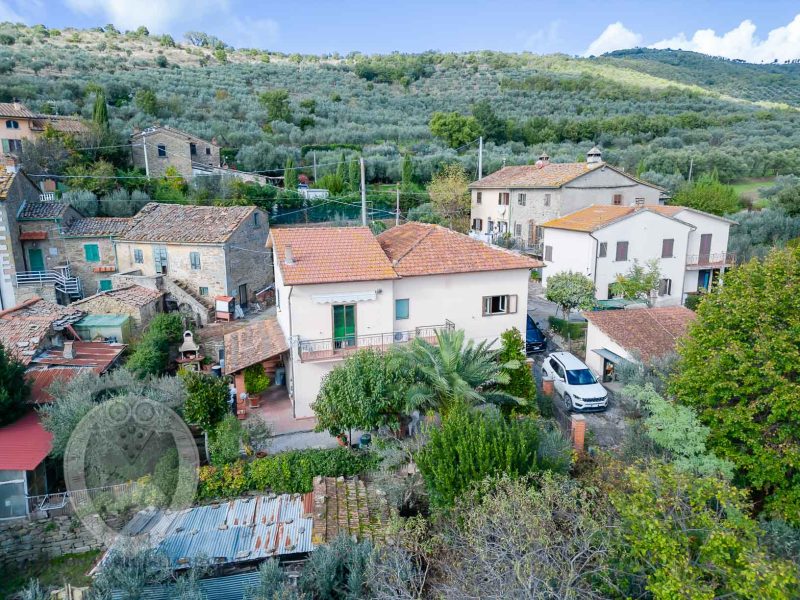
[[126, 313, 184, 377], [415, 403, 570, 507], [0, 343, 30, 426], [181, 371, 229, 430], [498, 328, 537, 411], [208, 414, 243, 466], [243, 363, 270, 395], [197, 448, 378, 499], [547, 316, 587, 339]]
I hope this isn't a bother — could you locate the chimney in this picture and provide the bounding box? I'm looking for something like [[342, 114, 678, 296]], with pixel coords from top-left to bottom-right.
[[586, 146, 603, 166], [284, 245, 295, 265], [12, 100, 20, 110], [538, 152, 550, 166], [63, 341, 75, 360]]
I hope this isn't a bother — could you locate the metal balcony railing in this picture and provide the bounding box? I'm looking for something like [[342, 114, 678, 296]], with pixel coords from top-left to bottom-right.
[[297, 321, 454, 362], [685, 252, 735, 268], [15, 265, 82, 298]]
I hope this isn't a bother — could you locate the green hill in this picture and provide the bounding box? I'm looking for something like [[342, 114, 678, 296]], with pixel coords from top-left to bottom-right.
[[1, 23, 799, 190]]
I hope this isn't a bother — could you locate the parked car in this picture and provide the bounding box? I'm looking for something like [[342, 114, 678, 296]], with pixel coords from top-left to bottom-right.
[[526, 315, 547, 354], [541, 351, 608, 412]]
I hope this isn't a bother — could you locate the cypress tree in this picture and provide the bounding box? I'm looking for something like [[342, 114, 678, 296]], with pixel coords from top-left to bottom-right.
[[92, 90, 109, 129], [348, 157, 360, 193], [402, 153, 414, 188], [284, 157, 298, 191]]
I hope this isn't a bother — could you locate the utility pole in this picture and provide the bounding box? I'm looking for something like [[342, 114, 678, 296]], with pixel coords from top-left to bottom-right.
[[360, 157, 367, 226], [395, 184, 400, 226], [313, 151, 317, 182], [477, 136, 483, 180], [687, 155, 694, 183], [141, 134, 150, 180]]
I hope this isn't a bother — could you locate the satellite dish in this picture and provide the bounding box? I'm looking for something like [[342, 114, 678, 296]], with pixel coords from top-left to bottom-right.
[[498, 206, 506, 215]]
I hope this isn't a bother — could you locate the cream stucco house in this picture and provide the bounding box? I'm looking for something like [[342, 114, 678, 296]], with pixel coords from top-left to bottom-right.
[[469, 147, 665, 253], [540, 204, 735, 306], [267, 223, 541, 418]]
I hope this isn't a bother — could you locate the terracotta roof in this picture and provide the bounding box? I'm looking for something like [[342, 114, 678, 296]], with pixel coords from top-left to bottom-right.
[[63, 217, 131, 237], [541, 205, 695, 233], [378, 222, 542, 276], [311, 476, 390, 545], [0, 411, 52, 471], [470, 162, 596, 189], [649, 204, 739, 225], [0, 298, 85, 364], [30, 115, 90, 134], [72, 285, 164, 309], [33, 341, 126, 372], [131, 125, 218, 146], [18, 201, 70, 220], [0, 171, 15, 199], [0, 102, 36, 118], [270, 226, 398, 285], [223, 318, 289, 375], [26, 366, 91, 404], [584, 307, 696, 362], [119, 203, 258, 244]]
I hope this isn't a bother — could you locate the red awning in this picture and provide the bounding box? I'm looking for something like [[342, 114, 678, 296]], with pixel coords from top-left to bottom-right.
[[0, 411, 52, 471], [19, 231, 48, 241]]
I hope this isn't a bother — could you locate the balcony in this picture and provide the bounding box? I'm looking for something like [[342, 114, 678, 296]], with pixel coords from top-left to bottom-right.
[[15, 265, 82, 298], [297, 321, 454, 363], [685, 252, 735, 269]]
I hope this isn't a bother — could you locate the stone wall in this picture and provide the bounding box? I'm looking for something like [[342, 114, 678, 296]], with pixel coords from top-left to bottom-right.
[[71, 293, 161, 331], [0, 514, 108, 568], [62, 235, 117, 297], [131, 129, 220, 179], [225, 210, 271, 306]]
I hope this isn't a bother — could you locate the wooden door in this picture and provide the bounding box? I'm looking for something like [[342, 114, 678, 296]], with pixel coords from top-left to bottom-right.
[[699, 234, 712, 263]]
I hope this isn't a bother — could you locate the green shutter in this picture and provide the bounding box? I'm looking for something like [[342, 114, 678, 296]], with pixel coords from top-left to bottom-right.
[[1, 139, 9, 153], [99, 279, 112, 291], [84, 244, 100, 262]]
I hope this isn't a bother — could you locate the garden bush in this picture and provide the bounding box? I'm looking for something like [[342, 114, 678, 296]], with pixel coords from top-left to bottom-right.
[[243, 363, 270, 395], [197, 448, 378, 499], [181, 371, 229, 430], [207, 414, 244, 466], [126, 313, 184, 377], [547, 316, 587, 339]]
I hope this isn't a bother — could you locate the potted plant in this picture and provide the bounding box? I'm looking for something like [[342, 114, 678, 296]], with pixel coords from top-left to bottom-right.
[[244, 363, 271, 409]]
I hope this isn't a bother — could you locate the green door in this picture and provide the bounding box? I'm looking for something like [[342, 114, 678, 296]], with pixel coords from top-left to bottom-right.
[[332, 304, 356, 349], [28, 248, 44, 272]]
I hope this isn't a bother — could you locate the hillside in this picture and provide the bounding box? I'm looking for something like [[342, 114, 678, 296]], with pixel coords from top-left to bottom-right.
[[1, 23, 799, 190]]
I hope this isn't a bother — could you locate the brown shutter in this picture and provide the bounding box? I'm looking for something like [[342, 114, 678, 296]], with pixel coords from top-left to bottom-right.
[[615, 241, 628, 261], [613, 194, 623, 205], [662, 238, 674, 258]]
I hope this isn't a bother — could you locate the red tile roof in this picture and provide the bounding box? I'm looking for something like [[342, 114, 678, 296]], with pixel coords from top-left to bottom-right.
[[72, 285, 164, 309], [33, 341, 126, 372], [0, 298, 85, 365], [26, 366, 91, 404], [270, 227, 398, 285], [0, 102, 36, 118], [63, 217, 131, 237], [583, 307, 697, 362], [470, 162, 596, 189], [541, 205, 698, 233], [223, 318, 289, 375], [119, 203, 259, 244], [0, 411, 52, 471], [378, 222, 542, 277]]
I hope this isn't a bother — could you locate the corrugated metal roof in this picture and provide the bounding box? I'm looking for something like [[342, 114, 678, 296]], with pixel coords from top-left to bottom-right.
[[76, 314, 131, 327], [105, 494, 314, 571], [0, 411, 52, 471], [111, 570, 262, 600]]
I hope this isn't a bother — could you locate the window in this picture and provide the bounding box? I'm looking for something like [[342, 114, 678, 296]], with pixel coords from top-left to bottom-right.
[[487, 218, 494, 232], [276, 288, 280, 309], [635, 197, 645, 206], [544, 245, 553, 261], [482, 294, 518, 316], [190, 143, 197, 156], [395, 298, 409, 320], [199, 286, 209, 296], [0, 471, 27, 519], [566, 369, 597, 385], [99, 279, 112, 291], [598, 242, 607, 258], [205, 147, 211, 155], [84, 243, 100, 262], [2, 139, 22, 153], [252, 212, 261, 228], [544, 193, 551, 207], [498, 192, 509, 205], [476, 191, 482, 204], [133, 248, 143, 264], [549, 358, 565, 380], [535, 225, 543, 242], [471, 218, 483, 231], [612, 194, 623, 206], [615, 241, 628, 261], [157, 144, 166, 157], [662, 238, 674, 258], [658, 278, 672, 296], [514, 223, 522, 236], [5, 120, 19, 129], [517, 193, 526, 206], [190, 251, 201, 270]]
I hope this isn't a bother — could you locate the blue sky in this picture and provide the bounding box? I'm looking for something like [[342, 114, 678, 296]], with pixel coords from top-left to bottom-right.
[[3, 0, 800, 61]]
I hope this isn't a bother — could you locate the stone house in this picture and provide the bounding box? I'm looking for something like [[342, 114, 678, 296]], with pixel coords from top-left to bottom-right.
[[114, 203, 271, 312], [70, 284, 164, 333], [130, 125, 221, 179], [61, 217, 131, 295], [0, 170, 41, 309], [469, 147, 665, 253], [1, 101, 89, 161]]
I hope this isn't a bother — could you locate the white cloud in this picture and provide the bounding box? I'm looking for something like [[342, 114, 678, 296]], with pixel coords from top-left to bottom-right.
[[584, 22, 643, 56], [220, 17, 280, 49], [519, 20, 561, 53], [64, 0, 229, 33], [651, 15, 800, 62]]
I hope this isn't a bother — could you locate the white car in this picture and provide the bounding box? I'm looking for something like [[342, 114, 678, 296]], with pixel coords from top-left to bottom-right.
[[541, 351, 608, 412]]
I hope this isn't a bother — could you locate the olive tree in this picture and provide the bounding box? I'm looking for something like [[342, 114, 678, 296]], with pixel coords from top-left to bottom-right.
[[544, 271, 596, 320]]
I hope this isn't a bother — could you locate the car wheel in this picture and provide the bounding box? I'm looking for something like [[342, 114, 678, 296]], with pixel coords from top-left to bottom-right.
[[563, 393, 572, 411]]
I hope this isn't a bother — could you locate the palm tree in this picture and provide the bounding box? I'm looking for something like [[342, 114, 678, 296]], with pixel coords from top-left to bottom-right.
[[395, 328, 522, 414]]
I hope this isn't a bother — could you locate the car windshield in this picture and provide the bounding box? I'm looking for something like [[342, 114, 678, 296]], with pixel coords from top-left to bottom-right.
[[566, 369, 597, 385]]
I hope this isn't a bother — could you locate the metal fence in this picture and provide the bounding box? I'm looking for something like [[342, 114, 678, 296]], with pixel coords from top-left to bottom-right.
[[26, 481, 139, 517]]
